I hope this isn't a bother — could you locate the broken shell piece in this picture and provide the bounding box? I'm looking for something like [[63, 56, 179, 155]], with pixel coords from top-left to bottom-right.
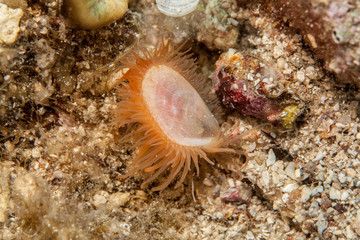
[[63, 0, 129, 29], [0, 3, 23, 44], [213, 49, 302, 128], [156, 0, 199, 17], [267, 149, 276, 166]]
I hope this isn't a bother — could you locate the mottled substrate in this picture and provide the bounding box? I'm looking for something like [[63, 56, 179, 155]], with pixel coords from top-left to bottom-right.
[[263, 0, 360, 86], [1, 0, 360, 239]]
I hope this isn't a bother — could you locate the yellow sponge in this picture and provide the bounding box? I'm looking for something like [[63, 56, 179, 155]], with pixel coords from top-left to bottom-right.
[[63, 0, 129, 29]]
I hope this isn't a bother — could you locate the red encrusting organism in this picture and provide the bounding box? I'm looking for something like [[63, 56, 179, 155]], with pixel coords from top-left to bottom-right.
[[213, 49, 284, 123], [213, 49, 303, 129]]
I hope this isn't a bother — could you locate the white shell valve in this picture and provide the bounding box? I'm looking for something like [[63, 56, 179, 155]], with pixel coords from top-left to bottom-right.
[[156, 0, 199, 17]]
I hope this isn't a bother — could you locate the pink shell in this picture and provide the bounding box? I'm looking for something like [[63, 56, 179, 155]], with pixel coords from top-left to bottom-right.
[[142, 65, 220, 146]]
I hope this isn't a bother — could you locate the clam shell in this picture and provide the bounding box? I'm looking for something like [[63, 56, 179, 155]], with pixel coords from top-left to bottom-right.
[[156, 0, 199, 17], [142, 64, 220, 146]]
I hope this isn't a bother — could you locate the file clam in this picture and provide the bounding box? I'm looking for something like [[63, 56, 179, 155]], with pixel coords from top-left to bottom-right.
[[114, 41, 235, 191]]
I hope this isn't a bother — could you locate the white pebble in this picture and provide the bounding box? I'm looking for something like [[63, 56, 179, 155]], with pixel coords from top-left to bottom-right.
[[316, 212, 328, 236], [273, 46, 283, 59], [276, 58, 287, 69], [314, 151, 326, 161], [282, 183, 298, 193], [340, 191, 350, 201], [93, 194, 107, 207], [31, 148, 41, 159], [296, 70, 306, 82], [108, 192, 131, 208], [285, 162, 295, 178], [320, 96, 328, 104], [345, 225, 356, 239], [305, 66, 317, 80], [300, 187, 311, 202], [227, 178, 235, 188], [260, 171, 270, 186], [202, 178, 214, 187], [338, 172, 347, 184], [346, 168, 356, 178], [246, 231, 255, 240], [329, 187, 341, 200], [267, 149, 276, 166], [295, 168, 303, 178], [311, 185, 324, 196], [0, 3, 23, 44]]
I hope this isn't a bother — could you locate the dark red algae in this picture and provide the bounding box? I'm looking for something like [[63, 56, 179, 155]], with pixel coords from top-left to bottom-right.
[[213, 49, 302, 128]]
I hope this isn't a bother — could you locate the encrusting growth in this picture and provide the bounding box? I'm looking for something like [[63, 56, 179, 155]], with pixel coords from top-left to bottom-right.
[[113, 41, 238, 191]]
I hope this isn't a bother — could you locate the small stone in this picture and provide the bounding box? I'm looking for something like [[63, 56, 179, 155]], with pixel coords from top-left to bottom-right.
[[352, 210, 360, 235], [31, 147, 41, 159], [307, 34, 318, 48], [296, 69, 306, 82], [135, 190, 146, 198], [320, 96, 328, 104], [356, 132, 360, 140], [108, 192, 131, 208], [93, 194, 107, 208], [310, 200, 320, 211], [202, 178, 214, 187], [300, 187, 311, 203], [294, 213, 306, 224], [0, 3, 23, 44], [335, 122, 347, 128], [346, 168, 356, 178], [277, 58, 287, 69], [272, 172, 281, 186], [329, 187, 341, 200], [316, 171, 325, 181], [282, 183, 298, 193], [305, 66, 317, 80], [267, 149, 276, 166], [345, 225, 356, 239], [243, 142, 256, 152], [316, 212, 328, 236], [260, 171, 270, 186], [245, 231, 255, 240], [4, 141, 14, 153], [347, 148, 359, 159], [309, 200, 320, 217], [311, 185, 324, 196], [227, 178, 235, 188], [338, 172, 347, 184], [326, 207, 334, 215], [340, 191, 350, 201], [314, 151, 326, 161], [0, 193, 8, 222], [273, 45, 283, 59], [35, 39, 56, 69], [228, 18, 238, 26], [285, 162, 295, 178], [332, 182, 341, 190], [295, 168, 302, 178], [33, 82, 54, 104]]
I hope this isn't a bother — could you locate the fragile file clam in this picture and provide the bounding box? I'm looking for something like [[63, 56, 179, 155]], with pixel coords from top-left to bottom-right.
[[113, 41, 244, 191]]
